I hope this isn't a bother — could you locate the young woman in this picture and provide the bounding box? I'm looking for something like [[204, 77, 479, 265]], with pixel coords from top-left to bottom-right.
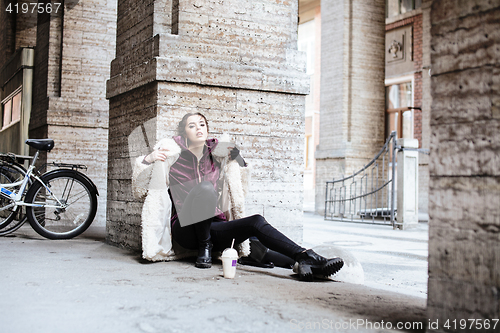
[[133, 113, 343, 281]]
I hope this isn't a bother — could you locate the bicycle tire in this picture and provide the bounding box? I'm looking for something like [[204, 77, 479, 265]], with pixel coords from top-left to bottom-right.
[[0, 216, 27, 236], [25, 169, 98, 239], [0, 162, 27, 230]]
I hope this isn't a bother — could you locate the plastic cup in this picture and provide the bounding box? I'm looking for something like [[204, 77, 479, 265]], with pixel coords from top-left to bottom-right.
[[221, 248, 238, 279]]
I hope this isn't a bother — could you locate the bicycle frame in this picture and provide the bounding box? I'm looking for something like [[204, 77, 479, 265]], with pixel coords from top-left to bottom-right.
[[0, 150, 66, 210]]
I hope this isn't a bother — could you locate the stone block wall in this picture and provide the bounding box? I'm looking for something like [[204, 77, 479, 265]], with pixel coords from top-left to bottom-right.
[[107, 0, 309, 250], [30, 0, 117, 226], [427, 0, 500, 329]]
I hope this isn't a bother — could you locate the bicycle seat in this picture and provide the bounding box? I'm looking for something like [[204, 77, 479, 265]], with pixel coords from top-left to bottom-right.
[[25, 139, 55, 151]]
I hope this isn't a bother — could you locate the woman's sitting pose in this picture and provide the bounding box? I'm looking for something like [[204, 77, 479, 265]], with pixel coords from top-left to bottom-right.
[[132, 112, 344, 281]]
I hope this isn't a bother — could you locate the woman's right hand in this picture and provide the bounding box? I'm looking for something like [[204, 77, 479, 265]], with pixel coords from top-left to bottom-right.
[[144, 148, 170, 163]]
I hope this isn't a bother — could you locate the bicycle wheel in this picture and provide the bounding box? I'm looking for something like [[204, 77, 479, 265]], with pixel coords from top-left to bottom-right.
[[25, 169, 98, 239], [0, 215, 27, 236], [0, 162, 26, 230]]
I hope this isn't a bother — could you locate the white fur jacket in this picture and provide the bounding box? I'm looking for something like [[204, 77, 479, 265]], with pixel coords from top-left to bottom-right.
[[132, 135, 251, 261]]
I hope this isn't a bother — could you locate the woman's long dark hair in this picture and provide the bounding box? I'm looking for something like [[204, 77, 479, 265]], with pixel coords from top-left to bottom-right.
[[177, 112, 210, 138]]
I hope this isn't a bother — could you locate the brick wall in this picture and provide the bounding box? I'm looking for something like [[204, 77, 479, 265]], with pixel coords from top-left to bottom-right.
[[386, 13, 423, 147], [427, 0, 500, 329], [107, 0, 309, 250]]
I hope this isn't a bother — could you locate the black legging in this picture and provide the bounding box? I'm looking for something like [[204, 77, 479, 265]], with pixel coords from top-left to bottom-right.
[[171, 181, 306, 259]]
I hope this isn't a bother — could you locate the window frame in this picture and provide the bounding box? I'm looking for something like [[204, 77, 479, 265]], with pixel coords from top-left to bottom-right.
[[386, 0, 422, 18], [385, 75, 414, 139], [1, 87, 22, 132]]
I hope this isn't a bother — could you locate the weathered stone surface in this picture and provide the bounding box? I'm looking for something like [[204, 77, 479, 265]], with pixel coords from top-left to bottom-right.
[[431, 67, 499, 124], [429, 176, 500, 229], [431, 4, 500, 75], [107, 53, 309, 98], [428, 0, 500, 329], [429, 225, 500, 287], [427, 277, 499, 325], [430, 120, 500, 176]]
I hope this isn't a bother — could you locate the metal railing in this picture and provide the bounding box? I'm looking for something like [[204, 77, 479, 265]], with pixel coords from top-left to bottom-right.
[[324, 131, 397, 226]]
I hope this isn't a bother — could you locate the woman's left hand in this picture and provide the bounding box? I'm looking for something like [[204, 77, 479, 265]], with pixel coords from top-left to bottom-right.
[[229, 146, 240, 160], [228, 146, 247, 167]]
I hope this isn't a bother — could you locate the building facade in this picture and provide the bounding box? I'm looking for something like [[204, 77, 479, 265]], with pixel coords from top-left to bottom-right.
[[298, 0, 430, 218]]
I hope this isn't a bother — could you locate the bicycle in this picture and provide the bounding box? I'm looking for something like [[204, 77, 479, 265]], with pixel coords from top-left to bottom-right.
[[0, 139, 98, 239], [0, 154, 30, 235]]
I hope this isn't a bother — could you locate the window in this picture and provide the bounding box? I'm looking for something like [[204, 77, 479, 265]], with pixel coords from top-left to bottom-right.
[[385, 81, 413, 139], [386, 0, 422, 18], [1, 89, 22, 130]]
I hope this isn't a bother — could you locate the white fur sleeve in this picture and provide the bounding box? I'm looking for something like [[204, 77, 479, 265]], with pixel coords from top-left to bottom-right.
[[131, 138, 182, 200], [240, 164, 251, 198], [132, 157, 154, 200]]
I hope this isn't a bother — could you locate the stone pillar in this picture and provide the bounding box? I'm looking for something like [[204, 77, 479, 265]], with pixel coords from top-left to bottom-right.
[[29, 1, 116, 226], [427, 0, 500, 329], [315, 0, 386, 215], [419, 0, 432, 220], [396, 138, 419, 229], [106, 0, 309, 250]]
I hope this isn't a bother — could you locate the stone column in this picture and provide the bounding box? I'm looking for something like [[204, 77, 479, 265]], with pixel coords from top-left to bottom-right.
[[315, 0, 386, 214], [419, 0, 432, 220], [427, 0, 500, 329], [29, 1, 116, 226], [106, 0, 309, 250]]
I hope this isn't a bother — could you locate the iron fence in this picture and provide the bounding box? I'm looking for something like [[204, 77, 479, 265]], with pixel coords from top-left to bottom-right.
[[324, 131, 398, 226]]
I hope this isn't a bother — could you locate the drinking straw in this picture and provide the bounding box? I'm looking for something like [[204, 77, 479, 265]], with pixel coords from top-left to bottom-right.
[[231, 238, 235, 249]]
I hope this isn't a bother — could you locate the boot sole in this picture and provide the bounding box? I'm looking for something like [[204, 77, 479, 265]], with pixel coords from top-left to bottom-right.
[[311, 258, 344, 277], [297, 258, 344, 281], [195, 262, 212, 269]]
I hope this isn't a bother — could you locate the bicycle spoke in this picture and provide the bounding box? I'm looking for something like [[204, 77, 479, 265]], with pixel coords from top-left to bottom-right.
[[64, 190, 90, 206], [0, 163, 26, 230], [26, 173, 96, 238]]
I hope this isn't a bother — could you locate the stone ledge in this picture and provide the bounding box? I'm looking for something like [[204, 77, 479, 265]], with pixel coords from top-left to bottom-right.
[[106, 56, 310, 98]]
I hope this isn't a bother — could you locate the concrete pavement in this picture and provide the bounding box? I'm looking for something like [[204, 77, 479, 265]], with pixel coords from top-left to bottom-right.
[[0, 213, 428, 333], [302, 213, 428, 299]]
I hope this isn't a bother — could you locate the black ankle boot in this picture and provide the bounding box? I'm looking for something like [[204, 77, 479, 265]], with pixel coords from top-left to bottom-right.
[[195, 241, 213, 269], [294, 249, 344, 281]]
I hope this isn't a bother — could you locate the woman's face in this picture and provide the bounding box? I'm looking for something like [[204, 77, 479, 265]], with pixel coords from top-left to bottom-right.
[[184, 115, 208, 147]]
